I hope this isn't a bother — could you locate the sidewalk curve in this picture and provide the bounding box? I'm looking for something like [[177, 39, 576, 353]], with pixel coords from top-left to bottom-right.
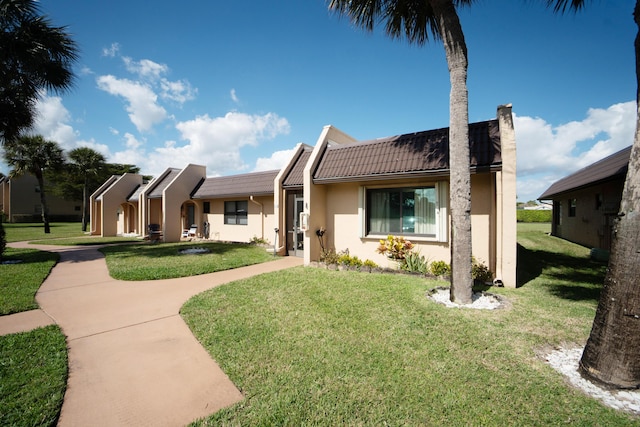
[[5, 241, 303, 426]]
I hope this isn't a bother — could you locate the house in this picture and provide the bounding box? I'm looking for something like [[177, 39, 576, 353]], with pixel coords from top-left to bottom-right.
[[538, 145, 631, 252], [89, 104, 517, 287], [0, 173, 82, 222]]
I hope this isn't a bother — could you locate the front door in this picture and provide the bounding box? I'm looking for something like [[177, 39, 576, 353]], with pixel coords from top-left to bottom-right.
[[288, 194, 304, 257], [186, 204, 195, 228]]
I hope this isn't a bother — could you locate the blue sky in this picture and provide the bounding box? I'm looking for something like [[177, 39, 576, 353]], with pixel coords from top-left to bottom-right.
[[3, 0, 637, 202]]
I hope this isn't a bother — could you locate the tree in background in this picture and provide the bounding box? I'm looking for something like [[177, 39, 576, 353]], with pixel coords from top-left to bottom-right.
[[546, 0, 640, 389], [329, 0, 475, 303], [68, 147, 106, 232], [0, 0, 78, 144], [4, 135, 64, 233]]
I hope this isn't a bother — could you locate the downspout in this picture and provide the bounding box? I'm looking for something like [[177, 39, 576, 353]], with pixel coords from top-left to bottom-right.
[[249, 196, 264, 239]]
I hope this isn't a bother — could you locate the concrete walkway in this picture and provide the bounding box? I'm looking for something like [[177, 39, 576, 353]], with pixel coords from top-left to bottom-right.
[[1, 242, 302, 426]]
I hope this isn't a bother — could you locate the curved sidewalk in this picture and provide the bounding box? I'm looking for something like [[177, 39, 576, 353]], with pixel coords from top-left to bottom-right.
[[2, 242, 302, 426]]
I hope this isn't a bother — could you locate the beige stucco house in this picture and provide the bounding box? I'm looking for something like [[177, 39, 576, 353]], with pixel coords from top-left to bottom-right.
[[0, 173, 82, 222], [90, 104, 517, 287], [538, 145, 630, 252]]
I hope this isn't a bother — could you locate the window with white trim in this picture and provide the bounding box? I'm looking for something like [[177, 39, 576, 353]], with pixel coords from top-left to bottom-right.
[[362, 183, 447, 241]]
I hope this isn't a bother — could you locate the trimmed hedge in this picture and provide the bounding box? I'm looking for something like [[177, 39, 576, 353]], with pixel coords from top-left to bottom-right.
[[517, 209, 552, 223]]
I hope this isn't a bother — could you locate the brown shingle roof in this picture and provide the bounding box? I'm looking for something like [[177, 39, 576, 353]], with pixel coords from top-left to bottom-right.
[[127, 183, 147, 202], [192, 170, 279, 199], [538, 146, 631, 200], [146, 168, 181, 198], [282, 147, 312, 188], [313, 120, 501, 183]]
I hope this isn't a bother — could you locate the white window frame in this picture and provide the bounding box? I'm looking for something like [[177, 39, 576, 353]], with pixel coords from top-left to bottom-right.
[[359, 181, 448, 243]]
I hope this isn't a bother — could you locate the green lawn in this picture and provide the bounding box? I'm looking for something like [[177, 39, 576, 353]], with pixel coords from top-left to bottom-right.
[[99, 241, 276, 280], [182, 223, 637, 426], [0, 247, 58, 315], [0, 325, 67, 427], [3, 222, 85, 243]]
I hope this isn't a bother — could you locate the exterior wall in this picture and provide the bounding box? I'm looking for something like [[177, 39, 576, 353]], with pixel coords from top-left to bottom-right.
[[315, 174, 496, 270], [496, 104, 518, 288], [303, 125, 358, 264], [100, 174, 143, 237], [551, 178, 624, 250], [162, 164, 206, 242], [202, 195, 275, 243], [5, 174, 82, 222]]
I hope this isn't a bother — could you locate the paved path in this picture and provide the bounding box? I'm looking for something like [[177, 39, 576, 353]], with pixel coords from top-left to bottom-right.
[[1, 242, 302, 426]]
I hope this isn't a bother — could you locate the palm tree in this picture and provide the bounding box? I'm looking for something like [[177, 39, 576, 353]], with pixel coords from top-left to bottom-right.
[[546, 0, 640, 389], [4, 135, 65, 233], [329, 0, 475, 303], [68, 147, 106, 232], [0, 0, 78, 144]]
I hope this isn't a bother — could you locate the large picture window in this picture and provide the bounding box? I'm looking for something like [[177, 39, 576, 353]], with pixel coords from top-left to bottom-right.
[[224, 200, 248, 225], [366, 187, 437, 237]]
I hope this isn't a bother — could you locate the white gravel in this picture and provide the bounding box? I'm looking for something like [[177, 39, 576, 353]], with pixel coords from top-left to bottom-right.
[[429, 288, 639, 416], [545, 347, 640, 415], [428, 287, 504, 310]]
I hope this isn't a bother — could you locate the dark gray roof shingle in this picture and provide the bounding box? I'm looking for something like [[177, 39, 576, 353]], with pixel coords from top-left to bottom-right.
[[282, 147, 312, 188], [192, 170, 279, 199], [313, 120, 501, 182], [146, 168, 181, 199], [539, 146, 631, 200]]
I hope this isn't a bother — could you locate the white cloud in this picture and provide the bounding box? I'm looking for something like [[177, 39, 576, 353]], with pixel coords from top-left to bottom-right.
[[112, 111, 291, 177], [102, 43, 120, 58], [123, 57, 168, 79], [231, 89, 239, 103], [254, 148, 297, 172], [96, 75, 168, 133], [514, 101, 636, 202]]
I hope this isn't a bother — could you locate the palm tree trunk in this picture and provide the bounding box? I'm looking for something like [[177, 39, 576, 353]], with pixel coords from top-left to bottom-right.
[[82, 177, 88, 232], [35, 171, 51, 234], [578, 0, 640, 388], [431, 0, 473, 304]]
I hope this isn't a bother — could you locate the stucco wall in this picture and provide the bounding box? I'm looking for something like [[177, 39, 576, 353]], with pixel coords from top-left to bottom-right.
[[313, 174, 497, 271], [203, 195, 275, 243], [552, 179, 624, 250]]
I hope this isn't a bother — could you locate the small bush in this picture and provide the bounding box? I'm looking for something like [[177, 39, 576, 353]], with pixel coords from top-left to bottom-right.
[[363, 259, 378, 268], [472, 257, 493, 283], [320, 249, 340, 264], [250, 235, 269, 245], [402, 251, 430, 274], [376, 235, 414, 260], [430, 260, 451, 277]]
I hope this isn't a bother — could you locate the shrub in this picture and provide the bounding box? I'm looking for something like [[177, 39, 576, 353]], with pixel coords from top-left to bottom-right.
[[320, 249, 340, 264], [472, 257, 493, 283], [376, 235, 414, 260], [430, 260, 451, 277], [363, 259, 378, 269], [250, 235, 269, 245], [402, 251, 430, 274], [517, 209, 552, 223]]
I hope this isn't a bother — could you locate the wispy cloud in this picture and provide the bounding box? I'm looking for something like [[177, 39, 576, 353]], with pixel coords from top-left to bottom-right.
[[230, 89, 239, 103], [102, 42, 120, 58]]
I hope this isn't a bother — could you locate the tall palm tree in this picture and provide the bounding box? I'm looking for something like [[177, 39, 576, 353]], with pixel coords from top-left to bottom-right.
[[0, 0, 78, 144], [4, 135, 65, 233], [546, 0, 640, 389], [329, 0, 475, 303], [68, 147, 106, 232]]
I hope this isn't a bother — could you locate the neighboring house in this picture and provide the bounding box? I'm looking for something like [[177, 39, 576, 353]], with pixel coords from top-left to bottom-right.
[[0, 173, 82, 222], [538, 145, 631, 252], [90, 104, 517, 287]]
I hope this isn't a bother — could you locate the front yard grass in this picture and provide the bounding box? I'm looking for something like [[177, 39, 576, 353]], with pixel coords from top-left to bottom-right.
[[100, 242, 276, 280], [182, 224, 637, 426], [0, 247, 58, 315], [0, 325, 67, 427], [3, 222, 85, 243]]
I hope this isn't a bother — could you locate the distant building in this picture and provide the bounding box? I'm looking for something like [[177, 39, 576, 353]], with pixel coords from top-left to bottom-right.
[[538, 146, 630, 251], [0, 174, 82, 222]]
